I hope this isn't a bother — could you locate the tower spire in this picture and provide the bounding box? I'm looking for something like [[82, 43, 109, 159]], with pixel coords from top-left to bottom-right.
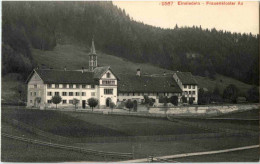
[[90, 37, 96, 54]]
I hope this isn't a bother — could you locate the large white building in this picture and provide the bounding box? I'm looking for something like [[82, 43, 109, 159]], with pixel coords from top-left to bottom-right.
[[26, 40, 198, 109]]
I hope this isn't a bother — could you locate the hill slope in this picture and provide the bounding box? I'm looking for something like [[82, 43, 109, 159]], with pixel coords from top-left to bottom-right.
[[2, 1, 259, 85]]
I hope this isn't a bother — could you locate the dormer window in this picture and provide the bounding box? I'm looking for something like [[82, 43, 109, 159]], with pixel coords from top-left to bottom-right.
[[106, 72, 110, 78]]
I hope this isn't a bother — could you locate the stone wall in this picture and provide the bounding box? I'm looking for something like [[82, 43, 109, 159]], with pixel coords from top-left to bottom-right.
[[149, 104, 259, 116]]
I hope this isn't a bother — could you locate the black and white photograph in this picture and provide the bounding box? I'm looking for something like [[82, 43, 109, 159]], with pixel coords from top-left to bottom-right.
[[1, 0, 259, 162]]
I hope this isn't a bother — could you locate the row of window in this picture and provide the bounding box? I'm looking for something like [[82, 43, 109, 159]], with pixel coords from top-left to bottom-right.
[[47, 84, 95, 89], [102, 80, 115, 85], [47, 92, 95, 97], [47, 100, 80, 104], [104, 89, 113, 95], [183, 85, 196, 89], [183, 91, 196, 95], [120, 92, 177, 96]]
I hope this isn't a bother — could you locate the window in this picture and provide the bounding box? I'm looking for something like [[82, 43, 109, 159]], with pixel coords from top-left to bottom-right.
[[76, 92, 80, 96], [188, 85, 191, 89], [104, 89, 113, 95], [192, 85, 195, 89], [189, 91, 191, 94], [106, 72, 111, 78], [47, 84, 52, 88], [69, 100, 73, 104], [69, 84, 73, 89], [91, 85, 95, 89], [185, 91, 188, 95], [69, 92, 73, 96], [82, 85, 86, 88], [76, 84, 80, 88], [30, 92, 33, 96], [55, 84, 59, 88], [63, 84, 67, 88], [47, 100, 52, 104], [62, 92, 67, 96], [62, 100, 67, 104], [55, 92, 59, 96], [47, 92, 52, 96], [34, 92, 37, 96], [34, 84, 37, 88], [184, 85, 187, 89], [192, 91, 195, 95], [82, 92, 86, 96], [133, 93, 135, 96], [91, 92, 95, 96]]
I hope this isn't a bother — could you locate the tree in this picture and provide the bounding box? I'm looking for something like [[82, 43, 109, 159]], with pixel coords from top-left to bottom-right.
[[125, 99, 134, 112], [51, 95, 62, 109], [169, 96, 178, 106], [211, 85, 223, 103], [72, 98, 79, 110], [246, 86, 259, 103], [181, 95, 187, 104], [109, 102, 116, 112], [223, 84, 239, 103], [149, 98, 155, 107], [88, 98, 98, 111], [189, 98, 194, 105]]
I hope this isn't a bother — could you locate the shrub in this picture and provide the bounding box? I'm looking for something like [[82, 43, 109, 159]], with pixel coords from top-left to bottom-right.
[[246, 86, 259, 103], [72, 98, 79, 110], [189, 98, 194, 105], [125, 99, 134, 111], [169, 96, 178, 106], [223, 84, 239, 103], [109, 102, 116, 111]]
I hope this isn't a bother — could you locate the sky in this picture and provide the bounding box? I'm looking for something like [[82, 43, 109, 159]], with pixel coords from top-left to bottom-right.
[[113, 1, 259, 35]]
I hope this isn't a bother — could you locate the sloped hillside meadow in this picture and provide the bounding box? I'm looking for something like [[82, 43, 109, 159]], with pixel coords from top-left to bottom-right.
[[2, 44, 253, 103]]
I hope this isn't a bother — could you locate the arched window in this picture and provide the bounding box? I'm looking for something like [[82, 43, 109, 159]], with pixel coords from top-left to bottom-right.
[[106, 72, 111, 78]]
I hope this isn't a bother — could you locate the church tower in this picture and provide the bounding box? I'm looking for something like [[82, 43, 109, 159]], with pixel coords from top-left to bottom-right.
[[89, 39, 97, 71]]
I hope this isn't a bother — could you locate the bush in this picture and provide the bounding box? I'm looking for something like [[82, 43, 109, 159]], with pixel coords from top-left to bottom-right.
[[109, 102, 116, 111], [169, 96, 178, 106], [72, 98, 79, 110], [223, 84, 239, 103], [125, 99, 134, 111], [246, 86, 259, 103]]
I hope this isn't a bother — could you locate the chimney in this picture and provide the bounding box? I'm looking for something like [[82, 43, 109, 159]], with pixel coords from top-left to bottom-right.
[[64, 66, 67, 71], [82, 67, 84, 73], [136, 68, 141, 76]]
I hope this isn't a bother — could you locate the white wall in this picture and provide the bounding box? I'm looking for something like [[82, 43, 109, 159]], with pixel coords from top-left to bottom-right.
[[27, 72, 45, 108]]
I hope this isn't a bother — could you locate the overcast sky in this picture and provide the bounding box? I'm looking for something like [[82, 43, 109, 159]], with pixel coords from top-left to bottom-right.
[[113, 1, 259, 35]]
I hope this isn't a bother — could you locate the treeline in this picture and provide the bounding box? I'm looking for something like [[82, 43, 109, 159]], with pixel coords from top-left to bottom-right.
[[2, 1, 259, 84]]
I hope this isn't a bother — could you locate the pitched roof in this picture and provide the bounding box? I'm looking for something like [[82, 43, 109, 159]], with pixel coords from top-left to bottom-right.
[[175, 72, 198, 85], [117, 74, 182, 93], [33, 69, 98, 84], [93, 66, 110, 79]]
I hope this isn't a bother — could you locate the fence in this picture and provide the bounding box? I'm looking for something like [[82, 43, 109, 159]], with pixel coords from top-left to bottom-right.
[[2, 133, 133, 159]]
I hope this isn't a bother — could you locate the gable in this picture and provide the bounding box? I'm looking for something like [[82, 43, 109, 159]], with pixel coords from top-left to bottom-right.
[[101, 70, 116, 79], [28, 71, 44, 85]]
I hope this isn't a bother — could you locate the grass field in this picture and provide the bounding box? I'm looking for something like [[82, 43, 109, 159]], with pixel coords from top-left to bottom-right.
[[1, 137, 107, 162], [2, 106, 259, 161]]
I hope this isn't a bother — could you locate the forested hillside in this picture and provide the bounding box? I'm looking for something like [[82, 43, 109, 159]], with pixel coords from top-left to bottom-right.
[[2, 1, 259, 85]]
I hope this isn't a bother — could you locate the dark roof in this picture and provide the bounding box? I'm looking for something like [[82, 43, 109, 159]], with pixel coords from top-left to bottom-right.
[[33, 69, 98, 84], [175, 72, 198, 85], [118, 74, 182, 93], [93, 66, 110, 79]]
